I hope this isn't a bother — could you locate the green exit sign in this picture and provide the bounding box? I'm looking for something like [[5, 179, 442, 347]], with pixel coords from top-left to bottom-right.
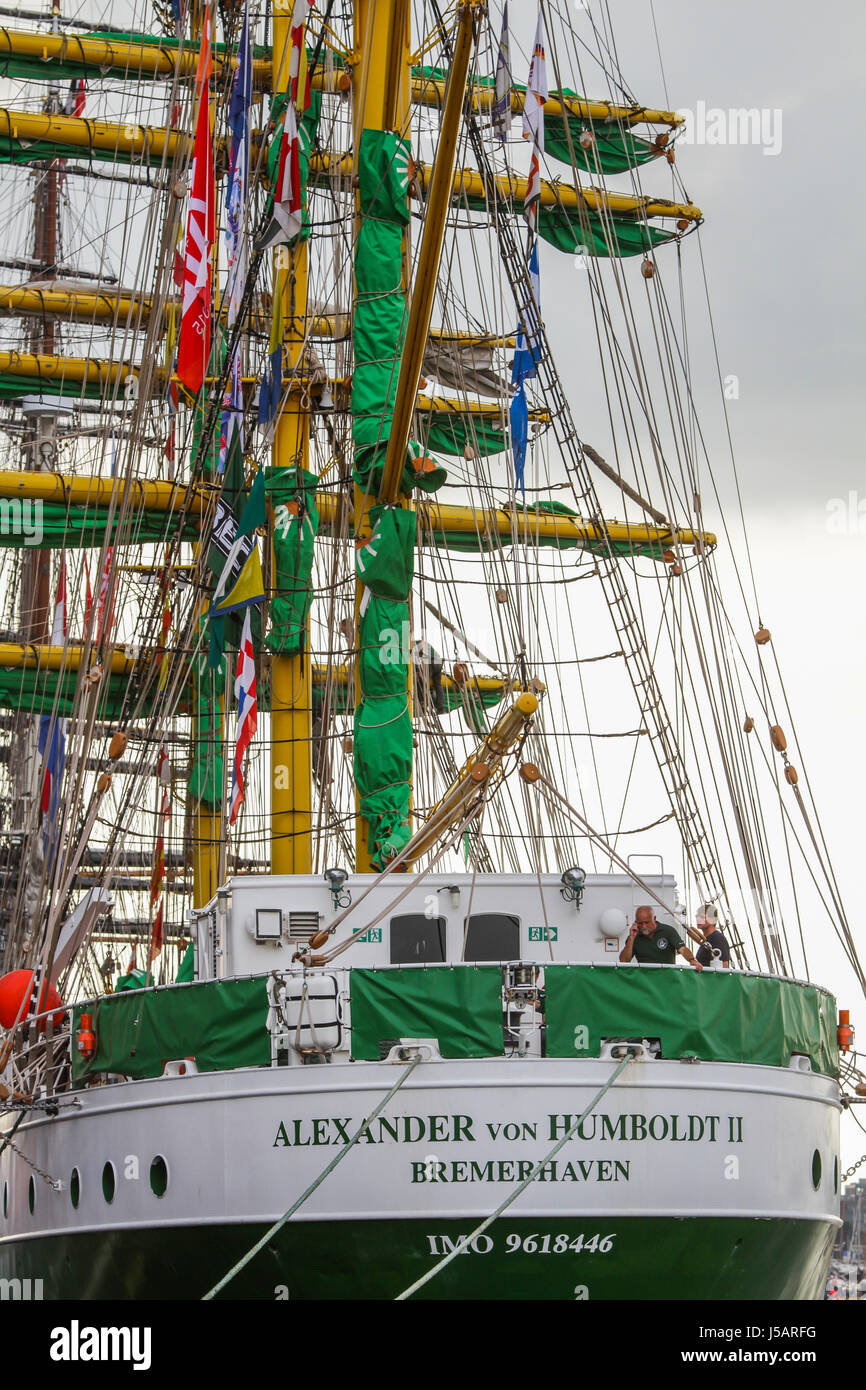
[[528, 926, 558, 942], [357, 928, 383, 944]]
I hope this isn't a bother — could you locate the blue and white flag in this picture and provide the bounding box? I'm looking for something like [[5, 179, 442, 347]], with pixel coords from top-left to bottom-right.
[[492, 3, 512, 143], [219, 3, 252, 471], [257, 346, 283, 427], [510, 382, 529, 498], [218, 351, 243, 474], [225, 0, 252, 327], [511, 236, 541, 386]]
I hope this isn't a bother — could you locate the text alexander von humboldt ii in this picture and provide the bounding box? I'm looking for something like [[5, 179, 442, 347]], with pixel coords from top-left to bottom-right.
[[273, 1110, 744, 1184]]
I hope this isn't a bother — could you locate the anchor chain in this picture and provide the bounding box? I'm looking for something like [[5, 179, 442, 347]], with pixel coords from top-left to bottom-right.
[[1, 1133, 61, 1191]]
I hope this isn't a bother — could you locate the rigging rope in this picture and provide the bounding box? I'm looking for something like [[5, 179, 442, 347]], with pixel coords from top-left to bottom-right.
[[202, 1053, 422, 1300]]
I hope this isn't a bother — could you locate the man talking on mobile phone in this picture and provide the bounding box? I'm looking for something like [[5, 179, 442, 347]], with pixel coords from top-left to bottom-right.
[[618, 905, 703, 970]]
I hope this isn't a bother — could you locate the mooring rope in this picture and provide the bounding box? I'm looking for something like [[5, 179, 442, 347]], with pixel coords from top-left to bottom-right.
[[394, 1051, 635, 1301], [201, 1054, 423, 1300]]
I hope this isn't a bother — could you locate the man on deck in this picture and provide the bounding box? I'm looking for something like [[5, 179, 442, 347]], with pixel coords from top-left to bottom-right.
[[694, 903, 731, 969], [619, 905, 703, 970]]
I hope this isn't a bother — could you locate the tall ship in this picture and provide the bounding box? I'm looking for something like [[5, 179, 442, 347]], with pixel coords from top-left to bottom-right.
[[0, 0, 861, 1300]]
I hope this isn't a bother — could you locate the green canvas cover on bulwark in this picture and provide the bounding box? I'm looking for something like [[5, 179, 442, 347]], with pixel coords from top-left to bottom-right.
[[264, 465, 319, 655], [544, 966, 838, 1078], [71, 977, 270, 1082], [350, 966, 503, 1060]]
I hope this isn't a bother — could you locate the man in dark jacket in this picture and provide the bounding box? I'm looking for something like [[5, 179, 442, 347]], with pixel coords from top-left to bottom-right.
[[694, 904, 731, 969]]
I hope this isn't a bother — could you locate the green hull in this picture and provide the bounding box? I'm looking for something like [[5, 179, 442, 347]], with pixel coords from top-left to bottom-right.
[[0, 1216, 835, 1300]]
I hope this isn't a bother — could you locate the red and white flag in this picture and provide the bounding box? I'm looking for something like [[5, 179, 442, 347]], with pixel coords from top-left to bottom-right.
[[522, 9, 548, 231], [50, 554, 66, 645], [257, 1, 309, 250], [288, 0, 311, 106], [64, 79, 86, 118], [522, 10, 548, 146], [229, 610, 257, 826], [176, 9, 214, 394]]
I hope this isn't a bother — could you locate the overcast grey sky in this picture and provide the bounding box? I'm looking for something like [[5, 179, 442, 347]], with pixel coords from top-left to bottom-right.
[[539, 0, 866, 1161]]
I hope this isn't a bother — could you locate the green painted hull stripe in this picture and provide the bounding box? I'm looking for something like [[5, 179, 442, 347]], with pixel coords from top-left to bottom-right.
[[0, 1216, 835, 1300]]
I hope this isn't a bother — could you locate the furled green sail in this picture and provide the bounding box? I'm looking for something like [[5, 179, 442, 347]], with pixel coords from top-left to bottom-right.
[[351, 128, 410, 496], [264, 465, 319, 655], [188, 620, 225, 811], [415, 66, 665, 176], [354, 505, 415, 868]]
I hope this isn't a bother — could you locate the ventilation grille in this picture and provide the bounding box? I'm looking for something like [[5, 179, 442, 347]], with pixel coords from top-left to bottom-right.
[[288, 910, 321, 940]]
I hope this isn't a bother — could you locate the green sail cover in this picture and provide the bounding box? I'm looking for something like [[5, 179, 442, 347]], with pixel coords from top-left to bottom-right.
[[188, 621, 225, 810], [0, 501, 198, 549], [71, 977, 270, 1082], [544, 966, 838, 1078], [435, 500, 674, 560], [0, 666, 131, 720], [351, 128, 410, 492], [0, 652, 507, 723], [0, 371, 124, 402], [544, 122, 661, 175], [265, 466, 319, 655], [354, 505, 415, 868], [538, 207, 676, 259], [350, 966, 504, 1060], [417, 407, 508, 457], [0, 32, 270, 84], [415, 67, 664, 175]]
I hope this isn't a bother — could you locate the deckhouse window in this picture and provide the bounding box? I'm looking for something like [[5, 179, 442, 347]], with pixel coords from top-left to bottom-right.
[[463, 914, 520, 962], [389, 915, 446, 964]]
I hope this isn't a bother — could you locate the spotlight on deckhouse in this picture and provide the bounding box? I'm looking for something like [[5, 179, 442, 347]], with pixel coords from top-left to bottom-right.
[[324, 866, 351, 908], [560, 866, 586, 905]]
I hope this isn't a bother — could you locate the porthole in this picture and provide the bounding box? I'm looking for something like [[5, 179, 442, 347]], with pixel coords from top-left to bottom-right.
[[149, 1156, 168, 1199], [28, 1175, 35, 1214], [70, 1168, 80, 1210], [811, 1149, 822, 1190], [102, 1161, 116, 1204]]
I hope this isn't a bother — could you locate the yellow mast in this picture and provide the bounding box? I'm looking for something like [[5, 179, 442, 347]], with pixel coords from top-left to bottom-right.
[[351, 0, 413, 872], [270, 0, 313, 875]]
